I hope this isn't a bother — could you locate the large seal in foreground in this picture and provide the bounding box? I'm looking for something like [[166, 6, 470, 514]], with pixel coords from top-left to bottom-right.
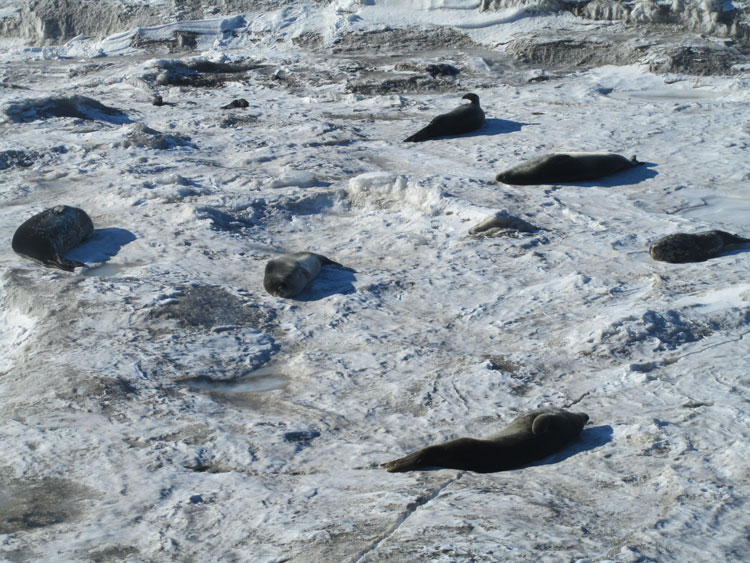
[[263, 252, 343, 298], [649, 230, 750, 263], [382, 408, 589, 473], [496, 152, 641, 185], [404, 93, 485, 142], [12, 205, 93, 271]]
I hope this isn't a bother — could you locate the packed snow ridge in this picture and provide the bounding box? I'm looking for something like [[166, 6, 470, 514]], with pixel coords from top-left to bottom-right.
[[484, 0, 750, 42], [2, 0, 750, 44]]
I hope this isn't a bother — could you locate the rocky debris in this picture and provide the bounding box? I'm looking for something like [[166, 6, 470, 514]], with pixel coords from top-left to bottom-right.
[[115, 123, 193, 150], [4, 95, 130, 123], [149, 285, 273, 330], [332, 26, 477, 54], [0, 146, 67, 170], [505, 31, 749, 76], [482, 0, 750, 44]]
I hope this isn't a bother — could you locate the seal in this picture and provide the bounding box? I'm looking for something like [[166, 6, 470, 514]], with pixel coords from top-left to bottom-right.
[[382, 407, 589, 473], [12, 205, 94, 271], [263, 252, 343, 298], [649, 230, 750, 263], [496, 152, 641, 185], [469, 211, 537, 236], [404, 93, 485, 142], [221, 98, 249, 109]]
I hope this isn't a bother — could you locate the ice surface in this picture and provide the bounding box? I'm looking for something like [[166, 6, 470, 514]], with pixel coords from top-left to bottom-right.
[[1, 1, 750, 562]]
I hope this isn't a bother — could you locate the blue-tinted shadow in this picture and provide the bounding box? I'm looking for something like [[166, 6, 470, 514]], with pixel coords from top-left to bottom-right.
[[561, 162, 658, 187], [467, 118, 530, 137], [66, 228, 137, 265], [293, 265, 357, 302], [532, 425, 614, 467]]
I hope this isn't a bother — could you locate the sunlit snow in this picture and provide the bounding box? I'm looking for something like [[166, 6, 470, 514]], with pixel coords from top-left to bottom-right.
[[1, 1, 750, 561]]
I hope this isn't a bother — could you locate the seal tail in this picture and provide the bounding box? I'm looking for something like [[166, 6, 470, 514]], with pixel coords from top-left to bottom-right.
[[630, 155, 643, 166], [404, 125, 437, 143], [718, 231, 750, 245], [381, 451, 425, 473], [320, 255, 353, 270]]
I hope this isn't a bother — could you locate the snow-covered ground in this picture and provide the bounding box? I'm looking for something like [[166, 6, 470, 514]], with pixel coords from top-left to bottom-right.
[[1, 1, 750, 561]]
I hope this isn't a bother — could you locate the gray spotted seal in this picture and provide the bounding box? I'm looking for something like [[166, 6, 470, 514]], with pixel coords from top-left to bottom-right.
[[263, 252, 343, 298], [468, 211, 537, 236], [404, 93, 485, 142], [12, 205, 93, 271], [649, 230, 750, 263], [496, 152, 641, 185], [382, 408, 589, 473]]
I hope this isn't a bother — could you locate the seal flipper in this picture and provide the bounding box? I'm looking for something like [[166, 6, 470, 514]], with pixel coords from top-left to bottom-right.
[[531, 413, 556, 435], [318, 255, 342, 268], [381, 450, 426, 473], [52, 255, 85, 271], [717, 231, 750, 245], [318, 254, 354, 271], [404, 122, 442, 143]]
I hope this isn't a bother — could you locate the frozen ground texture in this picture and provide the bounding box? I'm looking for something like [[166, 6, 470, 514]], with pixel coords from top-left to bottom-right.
[[1, 0, 750, 561]]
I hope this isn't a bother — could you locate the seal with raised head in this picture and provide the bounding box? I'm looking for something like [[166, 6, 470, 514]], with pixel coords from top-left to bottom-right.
[[12, 205, 94, 271], [496, 152, 641, 185], [404, 93, 485, 142], [382, 407, 589, 473], [263, 252, 343, 298], [649, 230, 750, 263]]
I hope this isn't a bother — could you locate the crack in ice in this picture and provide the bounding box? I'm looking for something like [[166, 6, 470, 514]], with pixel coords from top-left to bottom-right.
[[352, 474, 463, 562]]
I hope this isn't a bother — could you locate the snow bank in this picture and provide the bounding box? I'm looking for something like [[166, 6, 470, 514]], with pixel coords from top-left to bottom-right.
[[347, 172, 447, 214], [482, 0, 750, 42]]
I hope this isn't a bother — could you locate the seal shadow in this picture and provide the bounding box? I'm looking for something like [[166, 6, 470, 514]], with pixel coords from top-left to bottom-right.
[[560, 162, 658, 187], [719, 246, 750, 260], [65, 228, 137, 265], [530, 425, 614, 467], [466, 118, 530, 138], [293, 266, 357, 302]]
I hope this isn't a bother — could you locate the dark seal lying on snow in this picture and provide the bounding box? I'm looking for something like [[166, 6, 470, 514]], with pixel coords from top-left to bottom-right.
[[496, 152, 641, 185], [404, 93, 485, 142], [649, 230, 750, 263], [221, 98, 249, 109], [12, 205, 94, 271], [382, 408, 589, 473], [263, 252, 344, 298]]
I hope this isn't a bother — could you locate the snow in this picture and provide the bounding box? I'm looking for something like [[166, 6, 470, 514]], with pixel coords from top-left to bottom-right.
[[1, 1, 750, 561]]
